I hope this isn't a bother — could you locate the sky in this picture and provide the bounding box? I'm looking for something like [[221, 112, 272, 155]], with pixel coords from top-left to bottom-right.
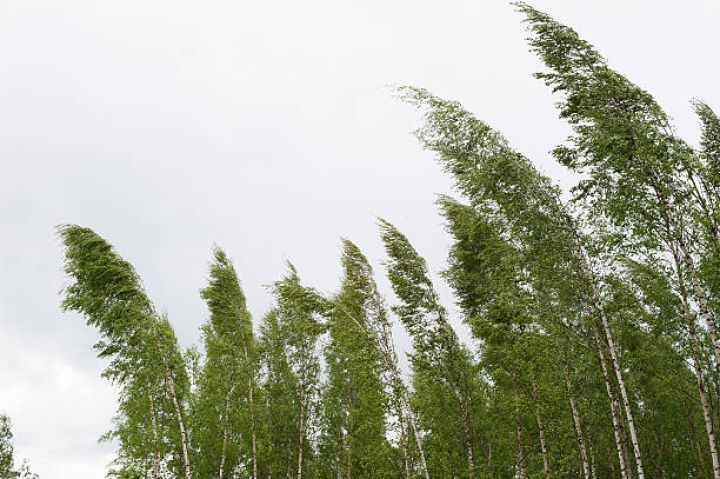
[[0, 0, 718, 477]]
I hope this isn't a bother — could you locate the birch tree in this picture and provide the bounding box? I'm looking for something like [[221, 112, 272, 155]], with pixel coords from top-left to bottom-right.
[[261, 263, 326, 479], [379, 219, 483, 478], [193, 247, 257, 479], [318, 240, 395, 479], [59, 225, 192, 479]]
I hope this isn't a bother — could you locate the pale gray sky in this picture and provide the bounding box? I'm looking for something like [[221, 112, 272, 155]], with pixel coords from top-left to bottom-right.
[[0, 1, 718, 477]]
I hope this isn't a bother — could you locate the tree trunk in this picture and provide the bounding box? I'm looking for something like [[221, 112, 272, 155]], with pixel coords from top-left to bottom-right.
[[397, 400, 411, 479], [583, 258, 645, 479], [147, 384, 163, 479], [346, 382, 355, 479], [218, 382, 235, 479], [513, 384, 528, 479], [557, 196, 643, 478], [685, 301, 720, 479], [297, 376, 306, 479], [163, 365, 192, 479], [341, 306, 430, 479], [454, 389, 475, 478], [668, 238, 720, 478], [242, 340, 258, 479], [402, 394, 430, 479], [677, 234, 720, 370], [583, 405, 598, 479], [531, 382, 550, 478], [592, 327, 630, 479], [564, 364, 590, 479]]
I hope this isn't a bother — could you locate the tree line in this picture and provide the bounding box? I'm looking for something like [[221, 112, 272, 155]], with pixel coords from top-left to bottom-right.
[[13, 2, 719, 478]]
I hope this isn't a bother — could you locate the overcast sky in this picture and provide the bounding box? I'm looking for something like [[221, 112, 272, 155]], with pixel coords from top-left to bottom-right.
[[1, 0, 718, 477]]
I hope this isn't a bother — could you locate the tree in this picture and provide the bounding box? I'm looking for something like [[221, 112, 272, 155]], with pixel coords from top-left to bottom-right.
[[0, 415, 37, 479], [59, 225, 191, 479], [260, 263, 325, 479], [380, 219, 482, 478], [192, 247, 258, 479], [318, 240, 395, 479]]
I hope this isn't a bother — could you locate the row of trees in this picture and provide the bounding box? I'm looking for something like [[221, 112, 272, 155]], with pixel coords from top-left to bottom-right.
[[52, 3, 720, 478]]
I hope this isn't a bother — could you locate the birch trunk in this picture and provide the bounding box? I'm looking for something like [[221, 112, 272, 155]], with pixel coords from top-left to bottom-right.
[[564, 364, 590, 479], [582, 256, 645, 479], [241, 340, 258, 479], [397, 401, 411, 479], [163, 365, 192, 479], [513, 384, 528, 479], [403, 397, 430, 479], [346, 383, 355, 479], [668, 238, 720, 478], [454, 389, 475, 478], [592, 326, 630, 479], [218, 382, 235, 479], [684, 300, 720, 479], [653, 176, 720, 371], [583, 406, 598, 479], [678, 235, 720, 369], [147, 384, 163, 479], [531, 382, 550, 478], [297, 376, 305, 479]]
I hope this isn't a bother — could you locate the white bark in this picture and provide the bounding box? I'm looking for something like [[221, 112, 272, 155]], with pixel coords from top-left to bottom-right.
[[146, 384, 163, 479], [163, 365, 192, 479], [564, 364, 590, 479], [297, 376, 306, 479], [218, 382, 235, 479], [513, 385, 528, 479], [592, 327, 630, 479], [676, 290, 720, 479], [580, 253, 644, 479], [241, 340, 258, 479]]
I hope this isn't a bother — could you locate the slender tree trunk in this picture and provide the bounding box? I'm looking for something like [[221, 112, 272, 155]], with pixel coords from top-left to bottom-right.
[[592, 327, 630, 479], [685, 301, 720, 479], [402, 394, 430, 479], [583, 259, 645, 479], [336, 428, 344, 479], [668, 238, 720, 478], [386, 331, 430, 479], [584, 406, 598, 479], [159, 354, 192, 479], [218, 382, 235, 479], [654, 180, 720, 371], [513, 384, 528, 479], [454, 390, 475, 478], [397, 399, 411, 479], [297, 376, 306, 479], [536, 411, 550, 478], [565, 364, 590, 479], [346, 382, 355, 479], [386, 334, 429, 479], [690, 417, 710, 479], [531, 382, 550, 478], [241, 340, 258, 479], [147, 384, 163, 479], [677, 235, 720, 370], [165, 370, 192, 479]]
